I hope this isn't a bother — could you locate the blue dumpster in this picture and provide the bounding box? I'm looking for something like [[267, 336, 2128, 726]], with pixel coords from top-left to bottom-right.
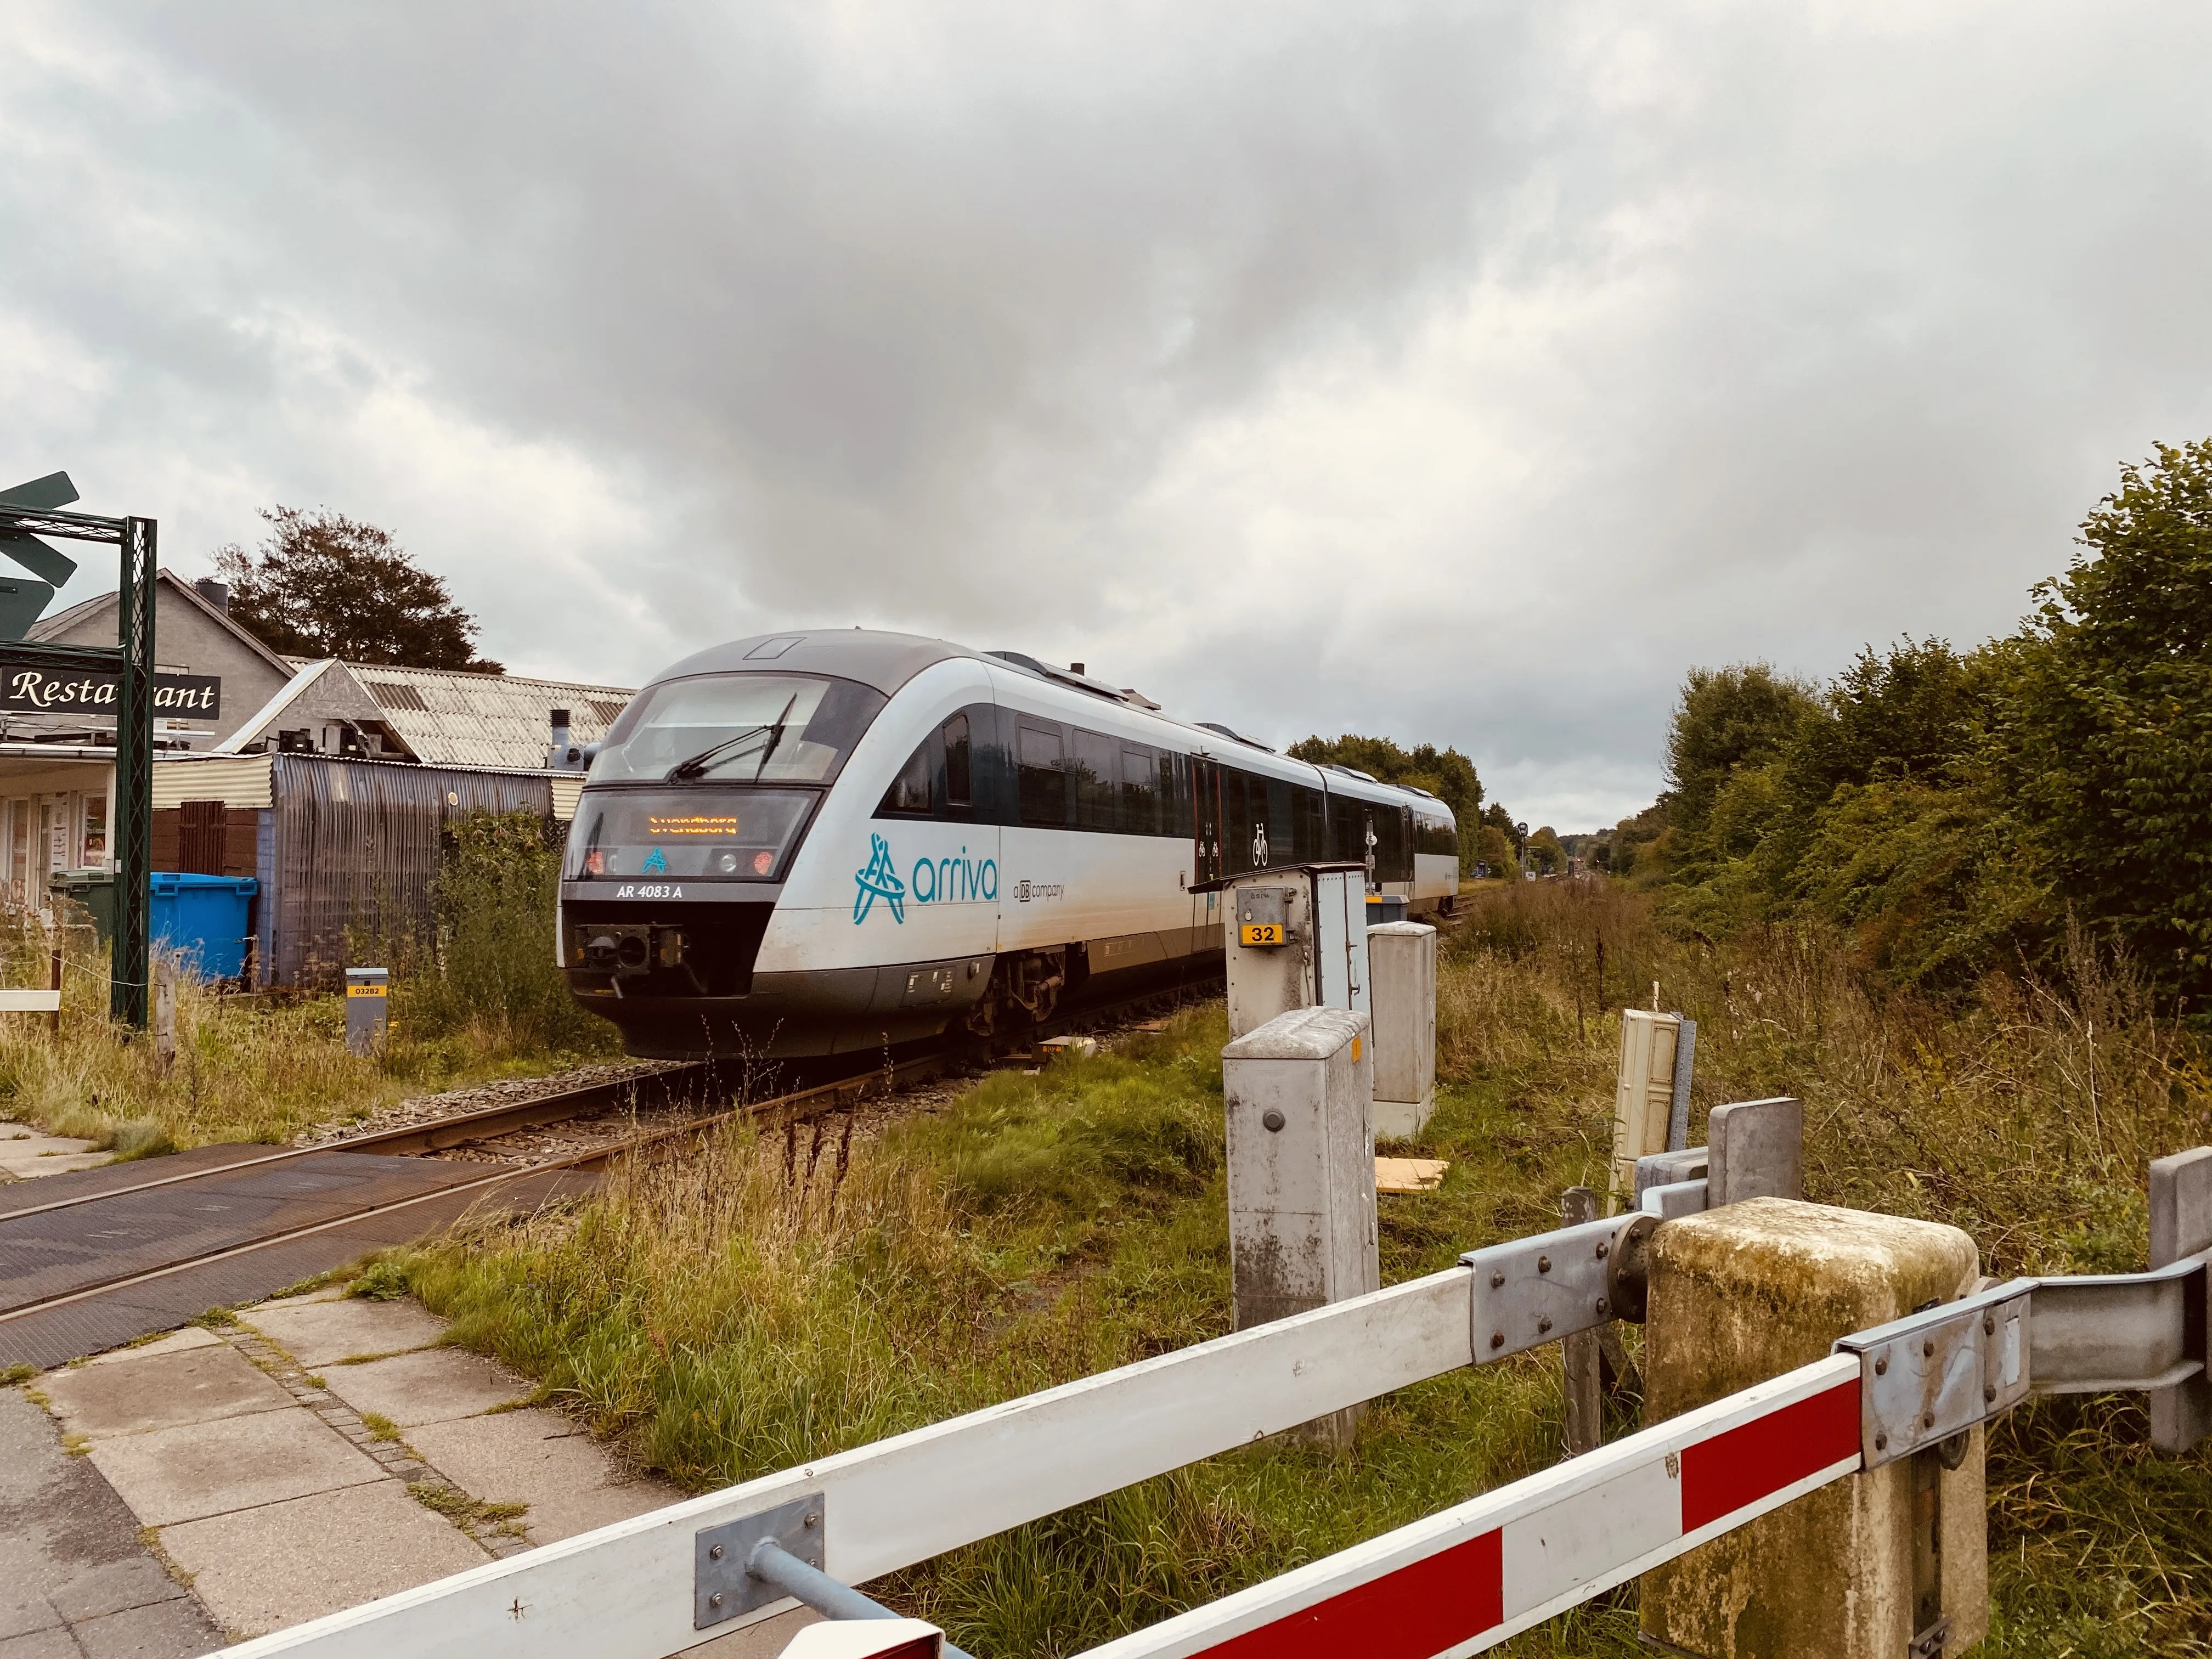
[[150, 873, 259, 981]]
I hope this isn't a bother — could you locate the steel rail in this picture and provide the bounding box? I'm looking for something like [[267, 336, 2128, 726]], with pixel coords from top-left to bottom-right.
[[0, 1157, 575, 1329], [0, 1061, 719, 1224], [0, 980, 1215, 1341], [0, 1059, 937, 1329], [2, 969, 1218, 1224]]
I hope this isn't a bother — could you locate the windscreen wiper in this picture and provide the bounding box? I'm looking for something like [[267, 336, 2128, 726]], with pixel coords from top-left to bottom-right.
[[665, 696, 798, 782]]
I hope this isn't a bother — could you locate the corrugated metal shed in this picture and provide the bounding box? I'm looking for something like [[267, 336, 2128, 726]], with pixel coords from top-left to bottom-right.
[[261, 754, 557, 986], [331, 664, 634, 770], [150, 752, 586, 986]]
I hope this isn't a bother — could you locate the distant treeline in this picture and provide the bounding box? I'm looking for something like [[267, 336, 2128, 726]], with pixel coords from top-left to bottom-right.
[[1284, 733, 1534, 874], [1590, 438, 2212, 1005]]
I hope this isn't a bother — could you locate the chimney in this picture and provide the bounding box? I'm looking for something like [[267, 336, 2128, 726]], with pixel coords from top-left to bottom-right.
[[195, 578, 230, 614], [547, 708, 579, 771]]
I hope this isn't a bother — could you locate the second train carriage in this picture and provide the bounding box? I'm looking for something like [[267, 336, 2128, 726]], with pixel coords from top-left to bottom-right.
[[558, 630, 1458, 1058]]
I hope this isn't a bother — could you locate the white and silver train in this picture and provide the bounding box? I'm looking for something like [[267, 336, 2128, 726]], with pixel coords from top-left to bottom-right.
[[558, 629, 1459, 1058]]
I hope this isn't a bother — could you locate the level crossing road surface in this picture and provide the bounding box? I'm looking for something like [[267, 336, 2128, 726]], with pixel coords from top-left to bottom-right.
[[0, 1152, 596, 1373]]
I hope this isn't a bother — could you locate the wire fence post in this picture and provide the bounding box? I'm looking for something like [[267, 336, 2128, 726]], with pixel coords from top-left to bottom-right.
[[1561, 1186, 1601, 1455]]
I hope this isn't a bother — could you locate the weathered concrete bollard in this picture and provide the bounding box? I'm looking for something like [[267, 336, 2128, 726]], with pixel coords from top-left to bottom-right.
[[1365, 921, 1436, 1139], [1641, 1198, 1988, 1658], [1221, 1005, 1379, 1448]]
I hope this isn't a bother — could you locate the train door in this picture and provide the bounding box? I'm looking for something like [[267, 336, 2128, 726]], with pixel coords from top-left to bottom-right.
[[1191, 757, 1223, 949]]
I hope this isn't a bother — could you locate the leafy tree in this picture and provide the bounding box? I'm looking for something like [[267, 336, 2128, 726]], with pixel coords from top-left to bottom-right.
[[1472, 823, 1517, 874], [1526, 826, 1566, 874], [1286, 732, 1487, 871], [212, 506, 503, 672], [1796, 639, 1987, 797], [1996, 439, 2212, 995], [1664, 663, 1818, 838], [1604, 799, 1674, 881]]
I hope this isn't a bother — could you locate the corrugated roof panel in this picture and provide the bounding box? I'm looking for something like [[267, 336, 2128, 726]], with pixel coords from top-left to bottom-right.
[[336, 665, 635, 771]]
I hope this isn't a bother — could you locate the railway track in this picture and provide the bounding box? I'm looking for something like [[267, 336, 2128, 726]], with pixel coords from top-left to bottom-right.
[[0, 976, 1217, 1372]]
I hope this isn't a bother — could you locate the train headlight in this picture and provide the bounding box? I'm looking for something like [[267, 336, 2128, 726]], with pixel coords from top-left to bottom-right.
[[715, 849, 741, 874]]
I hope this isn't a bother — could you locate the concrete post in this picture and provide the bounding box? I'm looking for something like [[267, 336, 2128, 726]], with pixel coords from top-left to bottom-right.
[[345, 966, 390, 1055], [1561, 1185, 1602, 1455], [1640, 1198, 1989, 1658], [1221, 1006, 1379, 1448], [1611, 1010, 1680, 1195], [1365, 921, 1436, 1139], [2149, 1146, 2212, 1452], [151, 957, 176, 1069], [1708, 1097, 1804, 1205]]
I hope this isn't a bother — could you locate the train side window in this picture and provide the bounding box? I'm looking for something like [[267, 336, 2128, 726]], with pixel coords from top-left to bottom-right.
[[970, 703, 1018, 825], [1120, 744, 1157, 835], [1160, 752, 1185, 837], [1017, 722, 1069, 827], [1263, 777, 1293, 864], [1332, 797, 1366, 864], [1374, 805, 1409, 880], [943, 713, 972, 808], [1292, 785, 1324, 862], [1072, 729, 1118, 830], [878, 736, 934, 816]]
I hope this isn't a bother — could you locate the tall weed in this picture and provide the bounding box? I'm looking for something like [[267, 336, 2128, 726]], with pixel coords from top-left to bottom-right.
[[0, 812, 618, 1149]]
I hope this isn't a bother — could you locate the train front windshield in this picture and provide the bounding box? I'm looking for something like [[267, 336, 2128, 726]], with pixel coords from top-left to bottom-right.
[[569, 672, 887, 885], [586, 673, 883, 785]]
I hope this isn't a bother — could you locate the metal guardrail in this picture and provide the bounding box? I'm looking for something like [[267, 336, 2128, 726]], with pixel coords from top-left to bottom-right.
[[214, 1131, 2212, 1659]]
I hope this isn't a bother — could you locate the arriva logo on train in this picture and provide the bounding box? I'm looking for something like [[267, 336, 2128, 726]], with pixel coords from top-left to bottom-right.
[[853, 833, 1000, 925]]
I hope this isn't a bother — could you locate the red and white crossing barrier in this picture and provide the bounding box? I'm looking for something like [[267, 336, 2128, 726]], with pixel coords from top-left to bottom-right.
[[1079, 1355, 1861, 1659]]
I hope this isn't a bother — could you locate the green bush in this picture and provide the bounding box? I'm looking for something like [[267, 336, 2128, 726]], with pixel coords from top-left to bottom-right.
[[394, 809, 617, 1057]]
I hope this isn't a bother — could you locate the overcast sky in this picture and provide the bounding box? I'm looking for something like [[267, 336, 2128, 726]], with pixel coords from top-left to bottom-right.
[[5, 2, 2210, 830]]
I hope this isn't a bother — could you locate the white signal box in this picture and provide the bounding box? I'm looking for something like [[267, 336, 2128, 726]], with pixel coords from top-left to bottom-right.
[[1611, 1009, 1683, 1196], [1221, 1004, 1380, 1448], [1365, 921, 1437, 1139], [1223, 867, 1370, 1041]]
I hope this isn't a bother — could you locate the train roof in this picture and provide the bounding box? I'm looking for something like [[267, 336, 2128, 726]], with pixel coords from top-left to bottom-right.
[[653, 629, 1454, 818], [651, 629, 968, 696]]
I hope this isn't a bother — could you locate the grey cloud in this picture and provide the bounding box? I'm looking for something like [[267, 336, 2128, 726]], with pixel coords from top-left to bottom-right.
[[4, 3, 2212, 830]]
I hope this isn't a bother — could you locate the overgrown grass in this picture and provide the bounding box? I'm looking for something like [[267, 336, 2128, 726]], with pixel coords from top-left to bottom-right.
[[1441, 878, 2212, 1654], [398, 1011, 1602, 1655], [387, 879, 2212, 1656], [0, 810, 621, 1152]]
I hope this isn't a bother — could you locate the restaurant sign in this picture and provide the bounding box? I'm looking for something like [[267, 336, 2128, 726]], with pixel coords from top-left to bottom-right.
[[0, 654, 222, 719]]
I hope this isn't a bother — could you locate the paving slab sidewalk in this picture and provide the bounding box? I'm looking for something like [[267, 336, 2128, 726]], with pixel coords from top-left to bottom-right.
[[27, 1286, 699, 1645], [0, 1382, 221, 1659], [0, 1120, 109, 1181]]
